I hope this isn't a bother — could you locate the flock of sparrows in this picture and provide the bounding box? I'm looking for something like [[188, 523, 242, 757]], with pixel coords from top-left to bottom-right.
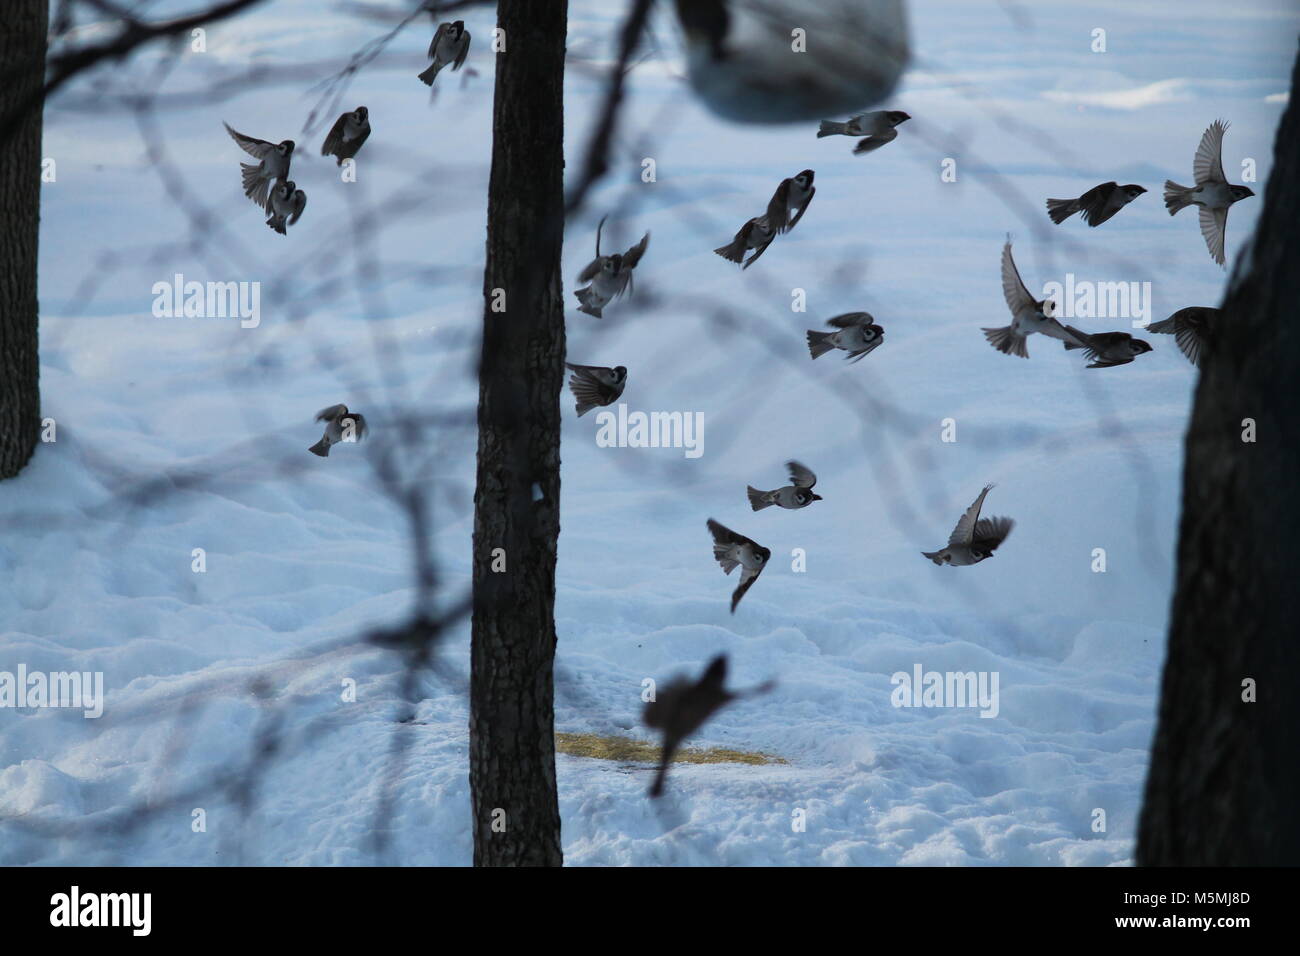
[[218, 20, 470, 453], [562, 110, 1247, 629], [222, 20, 472, 237], [218, 28, 1254, 795], [637, 111, 1251, 794]]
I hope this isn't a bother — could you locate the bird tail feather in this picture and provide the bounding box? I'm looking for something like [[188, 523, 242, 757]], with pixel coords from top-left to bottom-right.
[[817, 120, 849, 138], [921, 550, 944, 565], [308, 439, 330, 457], [713, 239, 745, 263], [1045, 197, 1078, 224], [417, 61, 444, 86], [982, 325, 1029, 358], [747, 486, 773, 511], [1163, 180, 1195, 215], [806, 329, 835, 359]]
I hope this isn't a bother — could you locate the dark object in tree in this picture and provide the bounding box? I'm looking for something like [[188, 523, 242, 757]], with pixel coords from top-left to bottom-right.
[[645, 656, 736, 798], [468, 0, 568, 867], [1137, 45, 1300, 866], [0, 1, 48, 479]]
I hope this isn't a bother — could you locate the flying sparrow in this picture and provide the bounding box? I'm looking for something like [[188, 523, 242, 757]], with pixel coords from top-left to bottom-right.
[[806, 312, 884, 362], [265, 180, 306, 235], [818, 109, 910, 155], [922, 484, 1014, 566], [765, 169, 816, 234], [321, 106, 370, 165], [574, 217, 650, 318], [707, 518, 770, 613], [1164, 120, 1255, 265], [1046, 182, 1146, 227], [982, 240, 1085, 358], [747, 460, 821, 511], [1146, 306, 1220, 368], [309, 404, 367, 457], [643, 655, 734, 798], [1061, 327, 1154, 368], [565, 362, 626, 416], [714, 214, 775, 269], [418, 20, 471, 86], [224, 122, 293, 210]]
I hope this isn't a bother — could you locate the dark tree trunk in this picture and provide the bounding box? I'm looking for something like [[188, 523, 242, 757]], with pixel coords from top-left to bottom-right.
[[468, 0, 568, 866], [0, 0, 47, 479], [1137, 44, 1300, 865]]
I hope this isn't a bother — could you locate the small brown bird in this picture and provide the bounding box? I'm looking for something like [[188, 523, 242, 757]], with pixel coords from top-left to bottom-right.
[[707, 518, 770, 613], [806, 312, 884, 363], [417, 20, 470, 86], [564, 362, 626, 416], [1062, 327, 1154, 368], [1046, 182, 1146, 227], [714, 215, 776, 269], [1164, 119, 1255, 265], [922, 484, 1014, 566], [1146, 306, 1219, 367], [574, 218, 650, 318], [818, 109, 911, 155], [309, 404, 367, 457], [644, 655, 735, 798], [320, 106, 370, 165]]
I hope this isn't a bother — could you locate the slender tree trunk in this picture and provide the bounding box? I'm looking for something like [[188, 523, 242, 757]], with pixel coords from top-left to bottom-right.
[[0, 0, 47, 479], [468, 0, 567, 866], [1137, 44, 1300, 865]]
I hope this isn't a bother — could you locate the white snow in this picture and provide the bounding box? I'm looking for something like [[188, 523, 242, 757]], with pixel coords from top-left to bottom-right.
[[1, 0, 1295, 865]]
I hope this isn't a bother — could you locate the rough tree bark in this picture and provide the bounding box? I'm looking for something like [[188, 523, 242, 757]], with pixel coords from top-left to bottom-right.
[[468, 0, 568, 866], [1137, 44, 1300, 865], [0, 1, 48, 479]]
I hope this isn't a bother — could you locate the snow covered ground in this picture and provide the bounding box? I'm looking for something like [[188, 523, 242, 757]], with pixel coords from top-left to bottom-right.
[[1, 0, 1296, 865]]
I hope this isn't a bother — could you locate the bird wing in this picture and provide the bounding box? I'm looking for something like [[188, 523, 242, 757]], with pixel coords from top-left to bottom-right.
[[765, 180, 792, 234], [427, 22, 448, 58], [321, 114, 348, 156], [1000, 241, 1036, 316], [1193, 119, 1228, 186], [1174, 325, 1204, 367], [1199, 205, 1228, 265], [741, 226, 772, 269], [453, 31, 471, 69], [1040, 317, 1087, 346], [707, 518, 758, 551], [289, 189, 307, 225], [845, 338, 882, 363], [852, 126, 898, 155], [787, 184, 814, 230], [786, 460, 816, 489], [972, 516, 1014, 552], [826, 311, 874, 328], [577, 257, 603, 283], [564, 362, 609, 381], [315, 404, 347, 422], [949, 484, 993, 547], [731, 564, 764, 613], [225, 122, 274, 159], [1079, 182, 1119, 226], [567, 373, 613, 413], [1156, 309, 1212, 367], [622, 231, 650, 269], [350, 123, 371, 154]]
